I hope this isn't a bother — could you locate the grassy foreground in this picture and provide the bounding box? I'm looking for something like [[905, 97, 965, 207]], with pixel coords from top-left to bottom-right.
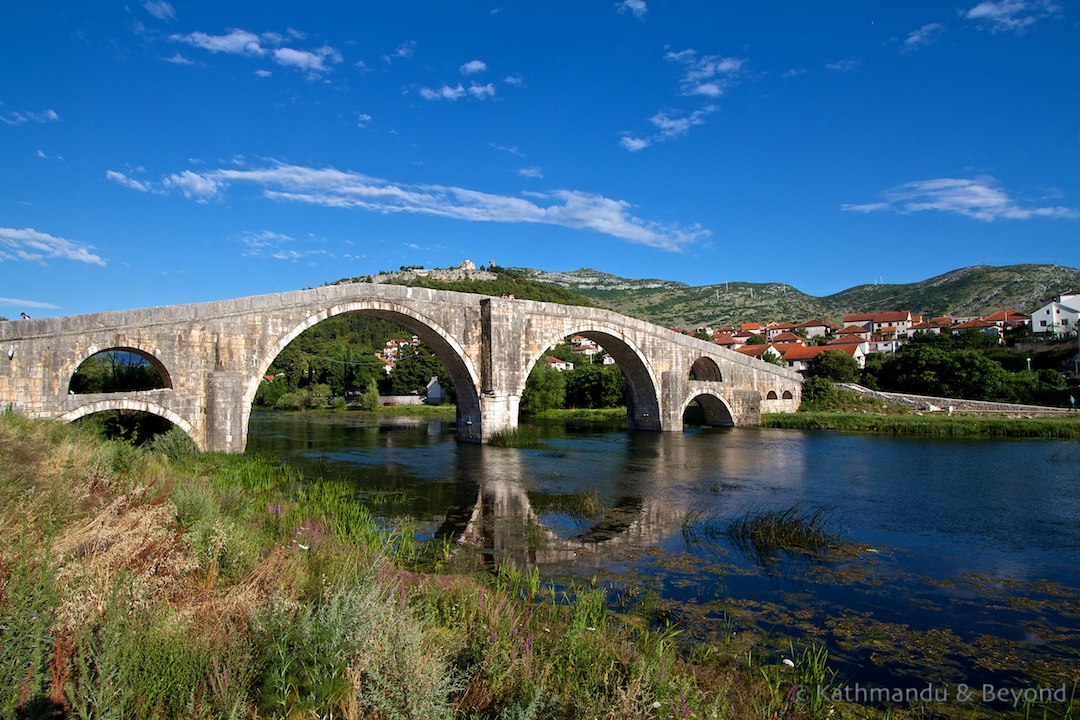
[[1, 412, 848, 720]]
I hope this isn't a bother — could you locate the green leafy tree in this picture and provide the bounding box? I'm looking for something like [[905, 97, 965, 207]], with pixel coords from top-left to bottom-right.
[[745, 335, 767, 345], [564, 364, 626, 409], [520, 365, 567, 415], [811, 350, 859, 383], [69, 351, 164, 394], [390, 345, 445, 394]]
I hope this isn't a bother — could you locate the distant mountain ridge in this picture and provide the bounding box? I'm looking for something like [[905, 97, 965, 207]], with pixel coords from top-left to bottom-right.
[[512, 264, 1080, 329]]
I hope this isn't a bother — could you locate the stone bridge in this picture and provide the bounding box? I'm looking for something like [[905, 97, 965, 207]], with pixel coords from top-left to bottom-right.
[[0, 283, 802, 452]]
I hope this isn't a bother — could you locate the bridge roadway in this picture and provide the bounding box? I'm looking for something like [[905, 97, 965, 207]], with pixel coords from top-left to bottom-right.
[[0, 283, 802, 452]]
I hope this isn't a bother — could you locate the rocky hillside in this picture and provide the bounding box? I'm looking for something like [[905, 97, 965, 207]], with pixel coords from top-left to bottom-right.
[[513, 264, 1080, 329]]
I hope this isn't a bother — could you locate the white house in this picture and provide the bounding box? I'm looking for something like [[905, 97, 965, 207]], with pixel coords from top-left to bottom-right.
[[1032, 290, 1080, 334]]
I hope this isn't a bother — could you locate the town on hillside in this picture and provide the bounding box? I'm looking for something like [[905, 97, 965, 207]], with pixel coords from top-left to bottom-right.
[[681, 289, 1080, 377]]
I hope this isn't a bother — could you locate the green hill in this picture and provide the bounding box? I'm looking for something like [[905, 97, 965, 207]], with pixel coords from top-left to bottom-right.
[[513, 264, 1080, 329]]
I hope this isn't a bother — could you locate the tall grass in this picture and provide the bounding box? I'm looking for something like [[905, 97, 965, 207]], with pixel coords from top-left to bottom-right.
[[5, 412, 1062, 720]]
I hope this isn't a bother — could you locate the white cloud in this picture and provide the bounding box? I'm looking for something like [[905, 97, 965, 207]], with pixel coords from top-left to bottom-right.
[[142, 0, 175, 20], [491, 143, 523, 156], [651, 107, 715, 138], [255, 69, 272, 77], [621, 50, 740, 151], [842, 177, 1080, 221], [0, 108, 60, 126], [240, 229, 329, 261], [120, 162, 707, 251], [782, 68, 808, 79], [173, 29, 266, 56], [163, 52, 194, 65], [0, 227, 106, 266], [515, 167, 544, 179], [620, 136, 651, 152], [665, 50, 744, 97], [468, 83, 495, 99], [420, 84, 466, 101], [356, 113, 372, 127], [504, 75, 524, 86], [460, 60, 487, 75], [106, 170, 152, 193], [0, 297, 60, 309], [963, 0, 1061, 33], [826, 58, 860, 72], [384, 41, 416, 62], [272, 45, 341, 73], [171, 28, 341, 75], [617, 0, 647, 19], [902, 23, 946, 51], [162, 170, 222, 201]]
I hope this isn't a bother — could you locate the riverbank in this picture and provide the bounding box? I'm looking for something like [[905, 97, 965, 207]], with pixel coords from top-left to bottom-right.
[[0, 413, 830, 719], [763, 411, 1080, 438], [3, 413, 1075, 718]]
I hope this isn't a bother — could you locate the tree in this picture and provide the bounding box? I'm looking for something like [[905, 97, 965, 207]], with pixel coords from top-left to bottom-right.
[[812, 350, 859, 383], [390, 345, 445, 394], [565, 364, 626, 409], [745, 335, 767, 345], [520, 365, 566, 415]]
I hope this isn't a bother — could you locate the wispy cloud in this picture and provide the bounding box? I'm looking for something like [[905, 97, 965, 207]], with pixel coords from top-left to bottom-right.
[[420, 82, 494, 101], [142, 0, 175, 20], [0, 297, 60, 310], [902, 23, 946, 51], [420, 84, 466, 101], [515, 167, 544, 179], [0, 108, 59, 126], [0, 227, 106, 266], [110, 162, 708, 251], [842, 177, 1080, 221], [384, 41, 416, 63], [162, 52, 194, 65], [963, 0, 1061, 33], [240, 230, 331, 261], [617, 0, 647, 20], [106, 170, 152, 192], [170, 28, 342, 76], [825, 58, 860, 72], [665, 49, 744, 97], [460, 60, 487, 75], [621, 50, 740, 151]]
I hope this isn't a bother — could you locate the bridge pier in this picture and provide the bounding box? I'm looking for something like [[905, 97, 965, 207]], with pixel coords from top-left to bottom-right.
[[205, 371, 247, 453], [480, 393, 520, 441]]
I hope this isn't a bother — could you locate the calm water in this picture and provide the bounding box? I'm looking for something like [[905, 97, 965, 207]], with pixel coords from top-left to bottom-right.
[[248, 411, 1080, 690]]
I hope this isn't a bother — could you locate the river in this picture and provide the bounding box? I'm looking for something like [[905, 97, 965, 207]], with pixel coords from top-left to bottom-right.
[[247, 411, 1080, 694]]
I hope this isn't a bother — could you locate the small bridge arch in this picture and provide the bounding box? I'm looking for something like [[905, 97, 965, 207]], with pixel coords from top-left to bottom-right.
[[681, 390, 736, 427], [67, 344, 174, 392], [60, 398, 199, 447], [689, 356, 723, 382]]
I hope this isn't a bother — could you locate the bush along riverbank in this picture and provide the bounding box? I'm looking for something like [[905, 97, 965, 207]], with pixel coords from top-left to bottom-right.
[[2, 413, 1076, 719], [763, 382, 1080, 439]]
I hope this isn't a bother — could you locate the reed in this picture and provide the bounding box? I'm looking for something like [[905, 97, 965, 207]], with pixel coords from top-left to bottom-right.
[[487, 425, 544, 447], [726, 506, 844, 556]]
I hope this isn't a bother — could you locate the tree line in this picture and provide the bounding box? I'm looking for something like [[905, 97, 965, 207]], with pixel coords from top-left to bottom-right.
[[805, 330, 1079, 407]]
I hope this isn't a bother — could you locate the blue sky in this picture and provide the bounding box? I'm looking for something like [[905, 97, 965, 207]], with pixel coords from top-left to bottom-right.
[[2, 1, 1078, 318]]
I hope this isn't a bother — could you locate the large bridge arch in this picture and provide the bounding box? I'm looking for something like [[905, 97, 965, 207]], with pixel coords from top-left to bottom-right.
[[60, 399, 199, 448], [244, 300, 485, 444], [522, 325, 662, 430]]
